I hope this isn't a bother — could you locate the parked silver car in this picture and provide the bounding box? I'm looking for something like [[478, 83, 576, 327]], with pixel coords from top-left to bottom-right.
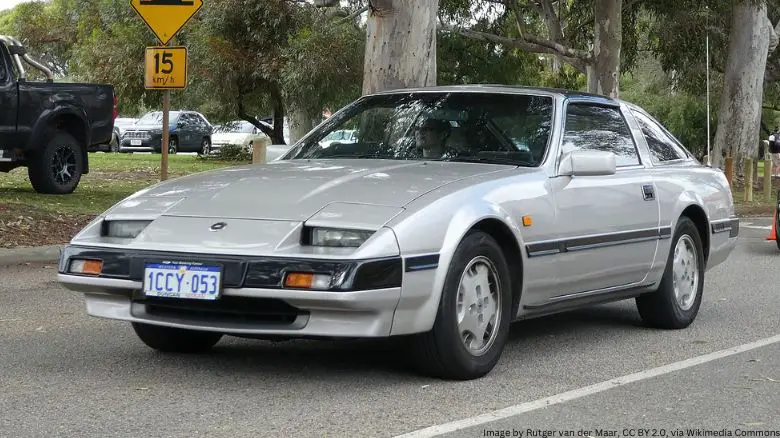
[[58, 85, 738, 380]]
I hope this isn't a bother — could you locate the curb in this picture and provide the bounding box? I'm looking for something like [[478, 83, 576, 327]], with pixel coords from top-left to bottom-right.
[[0, 245, 62, 267]]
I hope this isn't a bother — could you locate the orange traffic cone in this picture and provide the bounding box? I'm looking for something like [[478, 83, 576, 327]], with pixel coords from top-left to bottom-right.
[[767, 209, 777, 241]]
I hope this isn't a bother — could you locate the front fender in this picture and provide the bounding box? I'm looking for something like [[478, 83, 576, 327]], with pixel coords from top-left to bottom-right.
[[388, 198, 525, 335]]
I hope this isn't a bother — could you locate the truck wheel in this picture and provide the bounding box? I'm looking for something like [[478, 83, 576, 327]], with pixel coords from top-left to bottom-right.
[[28, 130, 84, 195]]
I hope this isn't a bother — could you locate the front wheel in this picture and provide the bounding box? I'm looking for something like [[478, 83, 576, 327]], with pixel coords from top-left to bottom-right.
[[168, 137, 178, 155], [636, 216, 705, 329], [132, 322, 222, 353], [109, 132, 120, 152], [409, 230, 513, 380], [199, 137, 211, 155], [27, 130, 84, 195]]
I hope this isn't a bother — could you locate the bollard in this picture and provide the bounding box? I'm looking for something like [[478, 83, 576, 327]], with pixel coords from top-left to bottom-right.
[[252, 137, 269, 164], [765, 154, 773, 201], [744, 157, 754, 202]]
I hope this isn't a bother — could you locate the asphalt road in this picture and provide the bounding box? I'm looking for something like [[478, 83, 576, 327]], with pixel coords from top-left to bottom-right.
[[1, 219, 778, 438]]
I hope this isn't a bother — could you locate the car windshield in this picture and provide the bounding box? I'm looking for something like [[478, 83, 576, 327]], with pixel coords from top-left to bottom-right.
[[284, 92, 554, 166], [215, 121, 255, 134], [137, 111, 180, 125], [114, 118, 136, 127]]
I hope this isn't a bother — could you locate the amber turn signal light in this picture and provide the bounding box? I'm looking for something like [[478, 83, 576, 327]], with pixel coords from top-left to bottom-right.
[[283, 272, 332, 290], [70, 259, 103, 276], [285, 273, 313, 288]]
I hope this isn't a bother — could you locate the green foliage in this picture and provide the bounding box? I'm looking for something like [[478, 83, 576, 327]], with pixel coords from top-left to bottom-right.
[[437, 26, 545, 86], [621, 63, 717, 159], [438, 0, 643, 86], [280, 5, 365, 116], [197, 144, 252, 162]]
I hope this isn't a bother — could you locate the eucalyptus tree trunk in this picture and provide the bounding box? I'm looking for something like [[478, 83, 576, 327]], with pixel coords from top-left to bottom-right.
[[362, 0, 439, 94], [593, 0, 622, 98], [288, 108, 322, 144], [712, 1, 772, 170]]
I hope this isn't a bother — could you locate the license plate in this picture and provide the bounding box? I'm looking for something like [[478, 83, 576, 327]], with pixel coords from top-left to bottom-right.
[[131, 139, 142, 146], [143, 262, 222, 300]]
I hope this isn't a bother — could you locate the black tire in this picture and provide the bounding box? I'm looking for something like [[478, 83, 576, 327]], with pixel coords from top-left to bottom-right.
[[109, 132, 120, 152], [409, 230, 513, 380], [199, 137, 211, 155], [636, 216, 705, 329], [132, 322, 222, 353], [27, 130, 84, 195], [168, 137, 178, 155]]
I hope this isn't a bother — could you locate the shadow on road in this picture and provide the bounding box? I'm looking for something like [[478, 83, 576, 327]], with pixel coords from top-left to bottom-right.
[[99, 304, 649, 381]]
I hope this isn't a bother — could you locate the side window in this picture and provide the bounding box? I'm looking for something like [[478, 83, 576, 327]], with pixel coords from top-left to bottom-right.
[[179, 114, 193, 127], [0, 53, 7, 82], [631, 110, 686, 163], [562, 103, 640, 167]]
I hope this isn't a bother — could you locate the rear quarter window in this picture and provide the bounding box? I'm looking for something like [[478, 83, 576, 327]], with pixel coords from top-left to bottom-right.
[[631, 109, 688, 163]]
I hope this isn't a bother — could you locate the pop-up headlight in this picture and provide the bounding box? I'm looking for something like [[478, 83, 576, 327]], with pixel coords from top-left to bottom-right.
[[309, 227, 374, 248], [102, 220, 152, 239]]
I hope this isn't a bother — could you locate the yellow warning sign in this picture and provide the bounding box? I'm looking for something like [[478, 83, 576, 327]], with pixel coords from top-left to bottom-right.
[[130, 0, 203, 45], [144, 46, 188, 89]]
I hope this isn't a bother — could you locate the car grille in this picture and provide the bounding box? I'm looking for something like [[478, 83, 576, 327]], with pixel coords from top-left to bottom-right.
[[124, 130, 151, 139], [132, 295, 307, 327]]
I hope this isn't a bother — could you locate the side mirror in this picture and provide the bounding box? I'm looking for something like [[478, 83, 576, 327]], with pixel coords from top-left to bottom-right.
[[559, 150, 616, 176]]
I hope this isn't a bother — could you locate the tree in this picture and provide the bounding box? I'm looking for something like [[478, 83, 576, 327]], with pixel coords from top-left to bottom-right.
[[187, 0, 297, 144], [280, 5, 365, 141], [362, 0, 440, 94], [643, 0, 780, 169], [711, 0, 777, 169], [439, 0, 642, 98], [191, 0, 365, 144]]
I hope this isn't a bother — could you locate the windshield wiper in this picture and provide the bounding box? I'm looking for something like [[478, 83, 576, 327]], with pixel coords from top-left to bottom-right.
[[309, 154, 388, 159], [442, 156, 530, 166]]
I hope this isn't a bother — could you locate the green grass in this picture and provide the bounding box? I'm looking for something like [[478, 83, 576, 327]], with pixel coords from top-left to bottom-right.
[[0, 153, 247, 215], [732, 188, 777, 217]]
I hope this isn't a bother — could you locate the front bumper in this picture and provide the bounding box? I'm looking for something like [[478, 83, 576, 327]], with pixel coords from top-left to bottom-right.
[[120, 135, 162, 152], [58, 245, 406, 338]]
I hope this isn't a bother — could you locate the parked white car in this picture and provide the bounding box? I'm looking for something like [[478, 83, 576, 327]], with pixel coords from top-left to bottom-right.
[[319, 129, 358, 148], [210, 120, 270, 155]]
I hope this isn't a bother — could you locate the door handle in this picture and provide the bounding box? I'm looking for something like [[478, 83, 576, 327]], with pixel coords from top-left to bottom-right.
[[642, 184, 655, 201]]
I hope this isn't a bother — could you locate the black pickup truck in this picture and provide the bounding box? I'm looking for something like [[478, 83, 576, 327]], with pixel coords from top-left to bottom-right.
[[0, 36, 116, 194]]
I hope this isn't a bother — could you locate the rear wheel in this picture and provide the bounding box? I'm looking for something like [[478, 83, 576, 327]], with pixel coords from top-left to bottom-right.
[[132, 322, 222, 353], [27, 130, 84, 195], [410, 230, 512, 380], [636, 216, 705, 329]]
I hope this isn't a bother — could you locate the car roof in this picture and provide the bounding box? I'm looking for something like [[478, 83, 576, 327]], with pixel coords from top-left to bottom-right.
[[368, 83, 614, 101]]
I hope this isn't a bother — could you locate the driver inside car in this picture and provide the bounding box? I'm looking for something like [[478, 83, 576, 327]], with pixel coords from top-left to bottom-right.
[[413, 118, 454, 158]]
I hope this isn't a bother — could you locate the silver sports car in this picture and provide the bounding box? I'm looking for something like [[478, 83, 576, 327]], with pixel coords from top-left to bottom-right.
[[58, 85, 738, 380]]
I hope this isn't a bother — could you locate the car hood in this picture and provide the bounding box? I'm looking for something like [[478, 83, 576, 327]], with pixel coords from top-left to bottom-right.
[[212, 132, 252, 144], [128, 123, 171, 132], [107, 159, 516, 222]]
